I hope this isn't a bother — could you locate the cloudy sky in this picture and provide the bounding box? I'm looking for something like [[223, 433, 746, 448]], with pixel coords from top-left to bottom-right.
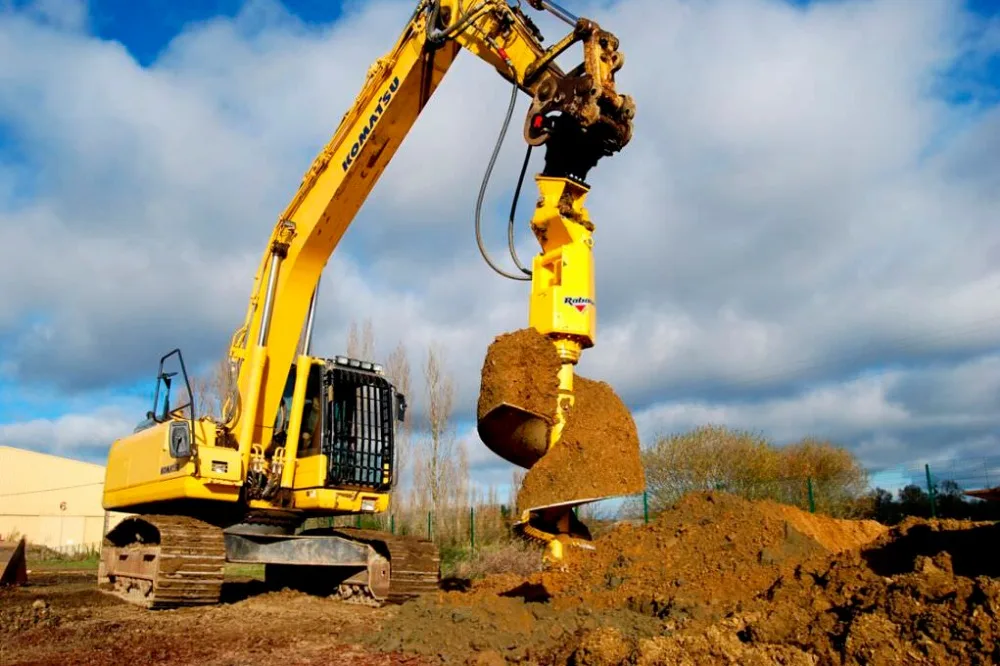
[[1, 0, 1000, 498]]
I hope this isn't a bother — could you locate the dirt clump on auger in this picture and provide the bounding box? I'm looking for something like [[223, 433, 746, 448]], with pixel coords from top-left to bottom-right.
[[477, 328, 562, 427], [476, 327, 645, 513], [517, 375, 646, 512]]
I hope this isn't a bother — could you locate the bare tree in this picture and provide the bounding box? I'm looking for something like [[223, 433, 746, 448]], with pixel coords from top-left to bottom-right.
[[190, 355, 231, 420], [169, 354, 229, 421], [346, 318, 375, 360], [509, 468, 526, 510], [385, 340, 412, 494], [413, 343, 463, 539]]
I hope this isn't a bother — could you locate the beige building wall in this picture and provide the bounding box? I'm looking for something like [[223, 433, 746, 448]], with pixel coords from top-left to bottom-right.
[[0, 446, 127, 552]]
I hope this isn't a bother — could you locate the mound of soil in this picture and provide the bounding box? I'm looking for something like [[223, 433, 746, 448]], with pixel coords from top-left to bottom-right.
[[361, 597, 666, 665], [721, 517, 1000, 665], [360, 493, 889, 664], [522, 492, 885, 616], [516, 375, 646, 512], [583, 512, 1000, 666], [763, 499, 887, 552]]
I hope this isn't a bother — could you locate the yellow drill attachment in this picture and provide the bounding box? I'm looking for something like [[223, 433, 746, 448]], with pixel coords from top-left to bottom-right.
[[477, 178, 645, 564]]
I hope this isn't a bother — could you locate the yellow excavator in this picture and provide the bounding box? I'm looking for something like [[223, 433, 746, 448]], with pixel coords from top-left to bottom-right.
[[99, 0, 635, 609]]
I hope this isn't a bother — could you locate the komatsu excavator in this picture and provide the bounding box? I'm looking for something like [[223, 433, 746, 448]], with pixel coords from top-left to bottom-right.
[[99, 0, 635, 609]]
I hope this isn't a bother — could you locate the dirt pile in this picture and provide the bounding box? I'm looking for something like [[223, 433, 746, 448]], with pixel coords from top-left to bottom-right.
[[0, 597, 60, 634], [476, 327, 645, 512], [516, 492, 886, 614], [360, 493, 888, 664], [716, 517, 1000, 665], [577, 513, 1000, 665], [362, 597, 666, 665]]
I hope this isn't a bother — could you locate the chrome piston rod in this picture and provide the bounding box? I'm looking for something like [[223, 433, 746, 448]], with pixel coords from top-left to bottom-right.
[[531, 0, 577, 26]]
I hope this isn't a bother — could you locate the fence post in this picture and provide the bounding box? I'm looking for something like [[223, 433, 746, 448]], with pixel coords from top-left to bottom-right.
[[643, 491, 649, 524], [470, 506, 475, 550], [427, 511, 432, 540], [807, 477, 815, 513], [925, 463, 937, 519]]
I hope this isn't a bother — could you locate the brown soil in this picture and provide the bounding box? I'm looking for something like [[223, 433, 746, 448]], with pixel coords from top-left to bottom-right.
[[476, 325, 645, 513], [359, 492, 890, 664], [721, 517, 1000, 665], [516, 375, 646, 512], [8, 494, 1000, 666], [477, 327, 562, 426], [0, 572, 430, 666], [488, 492, 885, 617]]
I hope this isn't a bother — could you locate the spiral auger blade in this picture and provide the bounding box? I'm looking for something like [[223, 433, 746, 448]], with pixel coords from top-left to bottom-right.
[[511, 498, 607, 567]]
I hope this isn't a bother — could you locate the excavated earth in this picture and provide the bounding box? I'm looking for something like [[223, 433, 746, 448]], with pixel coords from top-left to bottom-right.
[[356, 492, 1000, 665], [477, 327, 646, 512], [5, 493, 1000, 665]]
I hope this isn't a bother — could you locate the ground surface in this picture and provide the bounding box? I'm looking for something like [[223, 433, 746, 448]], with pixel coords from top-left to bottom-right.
[[0, 571, 430, 666], [4, 493, 1000, 665]]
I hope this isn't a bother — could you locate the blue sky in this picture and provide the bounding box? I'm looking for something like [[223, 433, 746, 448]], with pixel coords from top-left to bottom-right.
[[3, 0, 1000, 501]]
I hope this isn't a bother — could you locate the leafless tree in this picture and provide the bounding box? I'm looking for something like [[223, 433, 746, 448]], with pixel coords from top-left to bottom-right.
[[346, 318, 375, 360], [168, 354, 229, 421], [190, 355, 231, 420], [384, 340, 412, 494], [412, 343, 468, 540], [509, 468, 526, 509]]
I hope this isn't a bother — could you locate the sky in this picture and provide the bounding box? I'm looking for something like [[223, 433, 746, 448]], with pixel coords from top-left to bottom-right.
[[1, 0, 1000, 501]]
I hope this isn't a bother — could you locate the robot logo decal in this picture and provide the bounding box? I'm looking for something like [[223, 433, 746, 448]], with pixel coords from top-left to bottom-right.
[[564, 296, 594, 313]]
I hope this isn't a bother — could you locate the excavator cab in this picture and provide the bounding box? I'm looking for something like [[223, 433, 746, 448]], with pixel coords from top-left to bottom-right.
[[261, 354, 404, 497]]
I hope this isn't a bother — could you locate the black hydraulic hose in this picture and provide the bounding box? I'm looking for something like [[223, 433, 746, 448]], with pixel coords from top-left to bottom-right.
[[507, 143, 534, 276], [428, 0, 533, 281], [475, 74, 532, 281]]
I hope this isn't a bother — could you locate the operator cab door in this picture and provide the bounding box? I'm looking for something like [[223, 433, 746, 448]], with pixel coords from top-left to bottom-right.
[[272, 361, 324, 456]]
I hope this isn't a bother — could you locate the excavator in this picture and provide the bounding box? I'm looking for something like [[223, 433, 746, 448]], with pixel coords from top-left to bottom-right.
[[98, 0, 636, 609]]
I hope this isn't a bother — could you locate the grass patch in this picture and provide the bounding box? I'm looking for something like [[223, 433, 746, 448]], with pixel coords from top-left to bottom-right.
[[443, 540, 542, 580], [29, 557, 99, 571], [225, 563, 264, 579]]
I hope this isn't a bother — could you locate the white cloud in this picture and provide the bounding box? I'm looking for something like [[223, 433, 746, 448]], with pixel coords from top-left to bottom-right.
[[0, 0, 999, 482], [634, 352, 1000, 468], [0, 403, 139, 458]]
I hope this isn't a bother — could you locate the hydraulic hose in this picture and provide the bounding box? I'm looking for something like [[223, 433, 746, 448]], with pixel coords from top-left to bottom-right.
[[426, 0, 533, 281], [507, 143, 534, 276], [475, 71, 533, 281]]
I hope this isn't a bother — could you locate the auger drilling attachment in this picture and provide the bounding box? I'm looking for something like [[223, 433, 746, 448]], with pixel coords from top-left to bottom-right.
[[475, 10, 643, 564]]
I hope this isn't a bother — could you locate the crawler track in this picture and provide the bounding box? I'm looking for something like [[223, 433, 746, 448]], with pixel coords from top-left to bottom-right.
[[331, 528, 440, 603], [98, 514, 226, 609]]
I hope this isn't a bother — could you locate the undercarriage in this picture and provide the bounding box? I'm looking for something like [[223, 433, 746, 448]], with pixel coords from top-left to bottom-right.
[[98, 514, 440, 609]]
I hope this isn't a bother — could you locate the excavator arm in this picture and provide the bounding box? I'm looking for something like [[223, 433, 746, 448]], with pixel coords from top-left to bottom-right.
[[222, 0, 635, 482]]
